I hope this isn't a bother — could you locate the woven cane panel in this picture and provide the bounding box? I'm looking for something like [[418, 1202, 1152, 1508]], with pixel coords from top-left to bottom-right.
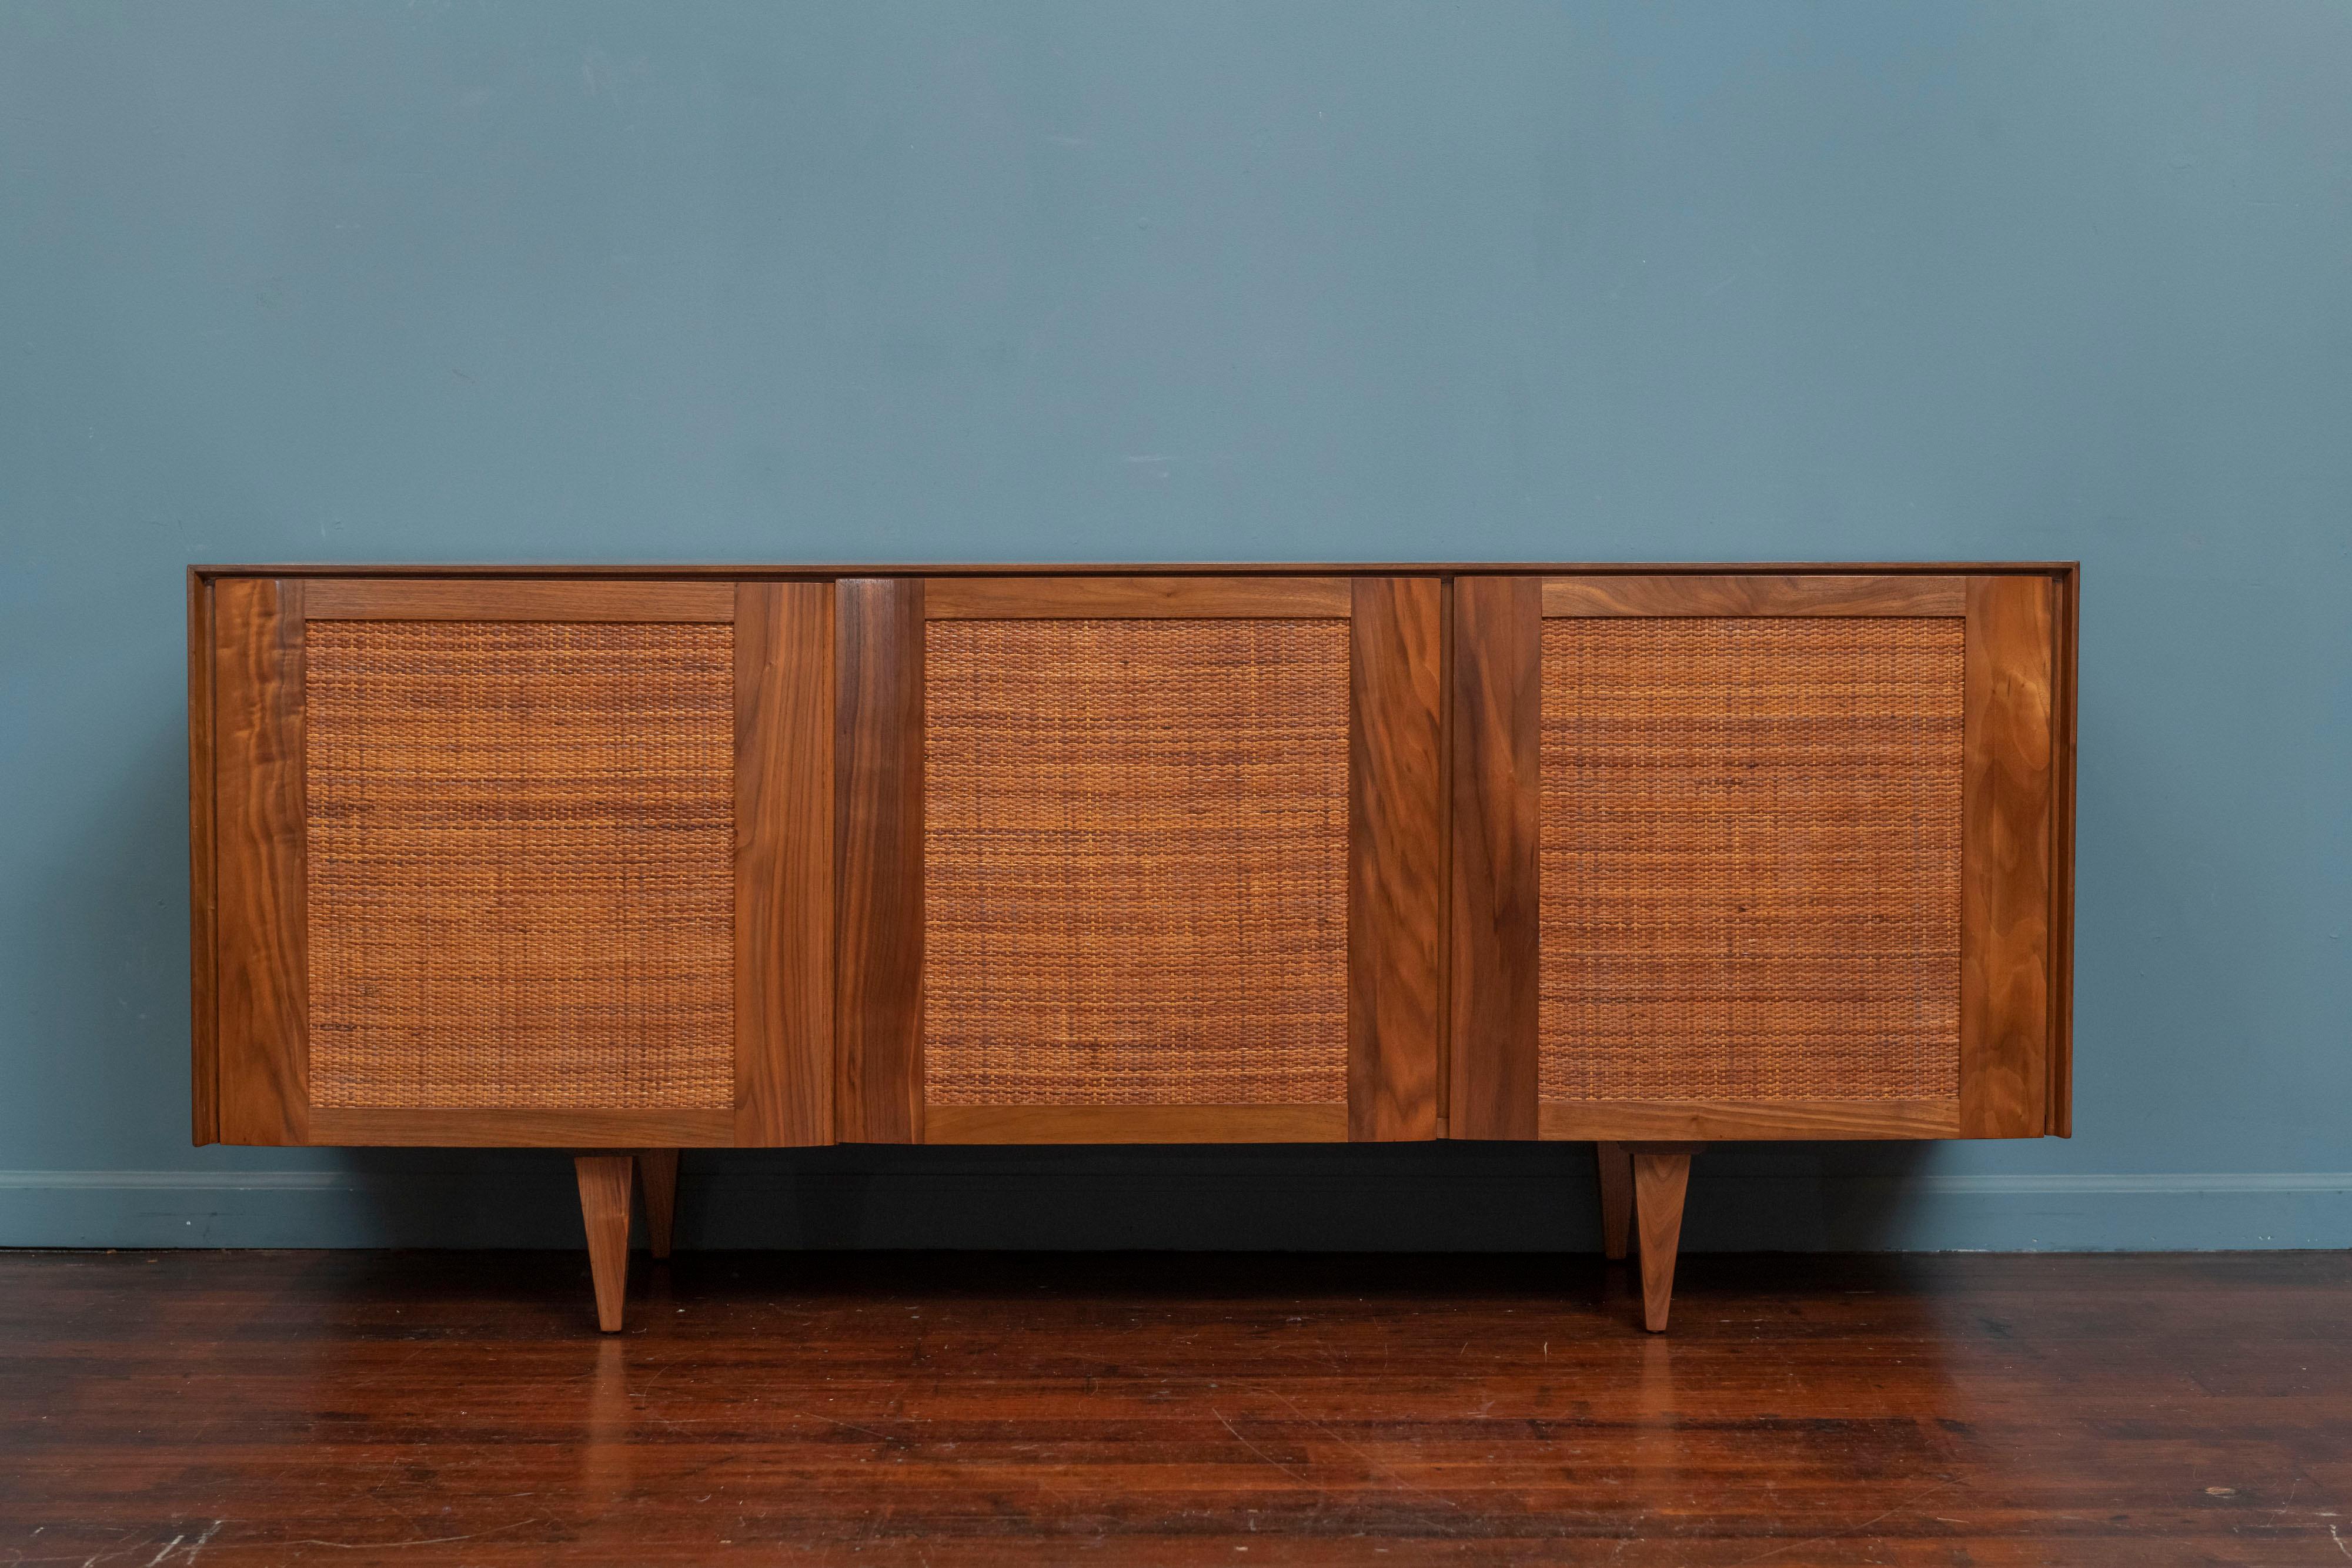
[[306, 621, 734, 1110], [924, 618, 1351, 1106], [1538, 617, 1964, 1102]]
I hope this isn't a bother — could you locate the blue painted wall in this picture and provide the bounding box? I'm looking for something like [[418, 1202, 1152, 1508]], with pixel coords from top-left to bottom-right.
[[3, 1, 2346, 1251]]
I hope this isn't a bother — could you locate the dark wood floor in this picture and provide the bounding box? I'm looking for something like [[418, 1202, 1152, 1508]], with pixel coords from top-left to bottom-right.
[[2, 1250, 2346, 1565]]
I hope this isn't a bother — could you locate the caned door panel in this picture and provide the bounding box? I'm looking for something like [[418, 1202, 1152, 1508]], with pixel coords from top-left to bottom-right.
[[836, 577, 1443, 1144], [1450, 573, 2064, 1141], [199, 577, 831, 1146]]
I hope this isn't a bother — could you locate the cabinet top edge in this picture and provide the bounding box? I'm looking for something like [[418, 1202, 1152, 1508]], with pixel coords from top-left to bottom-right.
[[190, 561, 2081, 581]]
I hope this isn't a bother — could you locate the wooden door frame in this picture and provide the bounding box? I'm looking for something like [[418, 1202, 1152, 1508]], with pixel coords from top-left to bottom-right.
[[1449, 570, 2074, 1142], [195, 574, 833, 1148], [834, 574, 1444, 1145]]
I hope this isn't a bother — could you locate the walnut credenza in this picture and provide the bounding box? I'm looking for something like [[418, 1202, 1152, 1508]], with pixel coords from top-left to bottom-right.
[[189, 563, 2077, 1332]]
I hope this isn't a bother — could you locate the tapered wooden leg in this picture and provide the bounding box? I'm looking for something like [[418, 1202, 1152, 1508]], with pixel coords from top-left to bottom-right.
[[574, 1154, 634, 1333], [1629, 1144, 1699, 1333], [636, 1149, 679, 1261], [1595, 1142, 1635, 1261]]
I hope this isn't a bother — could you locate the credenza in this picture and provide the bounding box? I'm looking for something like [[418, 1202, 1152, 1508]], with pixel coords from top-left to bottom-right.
[[189, 563, 2076, 1332]]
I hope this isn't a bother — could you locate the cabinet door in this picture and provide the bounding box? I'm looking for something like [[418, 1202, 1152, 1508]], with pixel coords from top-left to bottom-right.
[[196, 576, 832, 1147], [1450, 573, 2064, 1142], [836, 576, 1442, 1144]]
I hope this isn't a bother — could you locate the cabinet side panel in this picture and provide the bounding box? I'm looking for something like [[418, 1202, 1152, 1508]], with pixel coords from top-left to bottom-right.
[[736, 582, 836, 1145], [2049, 567, 2079, 1136], [189, 571, 219, 1145], [1959, 574, 2055, 1138], [214, 577, 309, 1145], [1447, 577, 1541, 1139], [835, 579, 925, 1142], [1348, 577, 1445, 1141]]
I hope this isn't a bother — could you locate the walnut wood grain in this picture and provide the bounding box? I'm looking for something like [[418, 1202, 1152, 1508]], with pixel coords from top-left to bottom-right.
[[213, 577, 308, 1146], [1960, 574, 2054, 1138], [302, 578, 734, 621], [1446, 576, 1540, 1139], [573, 1155, 634, 1332], [1538, 1099, 1963, 1141], [923, 1105, 1349, 1145], [635, 1149, 679, 1261], [1541, 573, 1966, 617], [834, 579, 926, 1144], [734, 583, 834, 1146], [2049, 565, 2081, 1136], [923, 575, 1352, 619], [305, 1108, 733, 1147], [1630, 1144, 1699, 1332], [1595, 1141, 1633, 1261], [1436, 578, 1453, 1137], [186, 569, 219, 1146], [1347, 577, 1445, 1142]]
